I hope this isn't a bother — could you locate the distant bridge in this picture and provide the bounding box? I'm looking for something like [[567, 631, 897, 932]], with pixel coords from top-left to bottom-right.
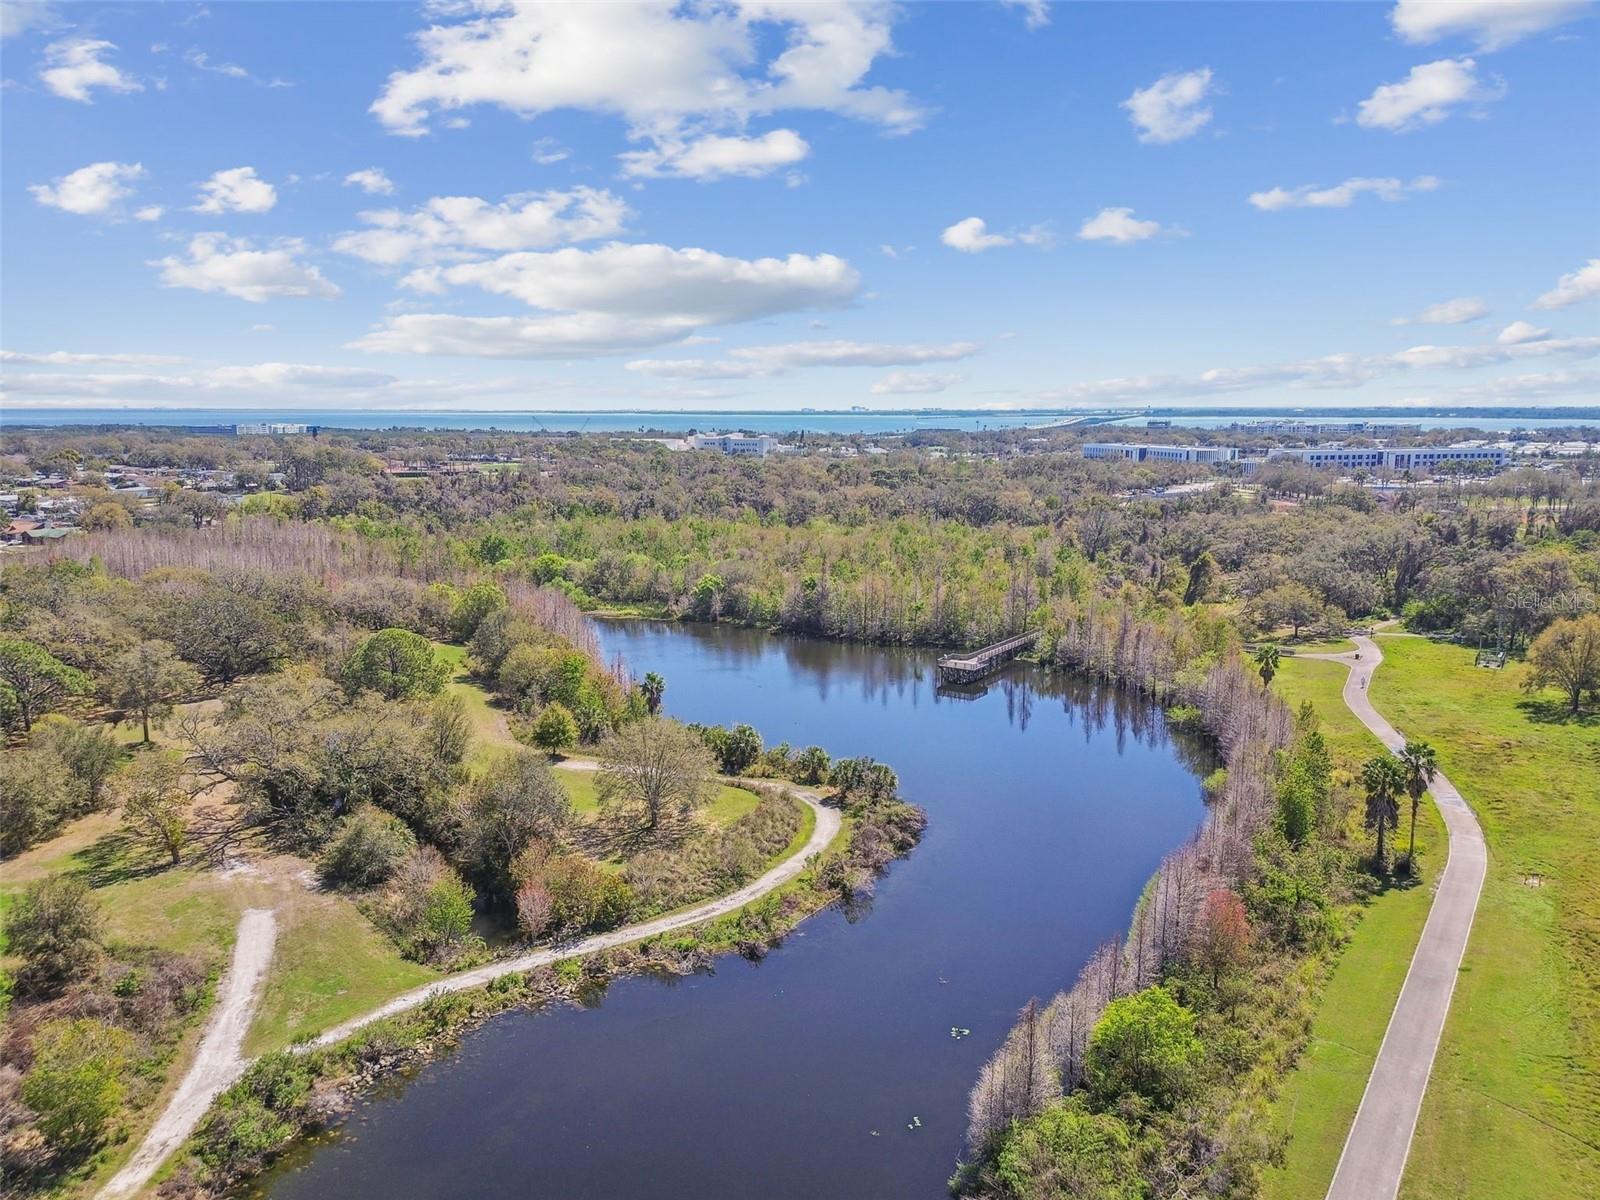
[[935, 630, 1040, 685]]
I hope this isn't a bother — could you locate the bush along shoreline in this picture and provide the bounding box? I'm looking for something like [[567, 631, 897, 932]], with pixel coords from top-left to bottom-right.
[[154, 774, 924, 1199], [955, 601, 1373, 1200]]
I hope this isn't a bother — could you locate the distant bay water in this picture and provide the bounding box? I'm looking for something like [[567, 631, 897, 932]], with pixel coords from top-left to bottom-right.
[[2, 407, 1597, 434]]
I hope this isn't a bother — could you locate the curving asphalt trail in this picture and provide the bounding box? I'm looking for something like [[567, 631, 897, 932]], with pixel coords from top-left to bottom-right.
[[99, 788, 837, 1197], [1300, 636, 1488, 1200]]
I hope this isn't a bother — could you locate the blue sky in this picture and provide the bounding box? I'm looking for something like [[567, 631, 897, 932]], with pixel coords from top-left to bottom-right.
[[2, 0, 1597, 413]]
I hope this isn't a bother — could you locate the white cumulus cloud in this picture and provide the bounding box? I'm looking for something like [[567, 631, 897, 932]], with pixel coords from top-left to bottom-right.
[[872, 370, 964, 394], [1356, 57, 1503, 131], [1122, 68, 1215, 144], [193, 166, 277, 214], [344, 168, 396, 195], [1001, 1, 1051, 30], [38, 37, 140, 102], [619, 129, 810, 180], [941, 216, 1052, 253], [351, 243, 859, 359], [1076, 207, 1176, 244], [29, 161, 145, 216], [335, 188, 631, 266], [1391, 0, 1591, 51], [1249, 175, 1439, 210], [153, 234, 341, 302], [371, 1, 923, 179], [1391, 296, 1489, 325], [1497, 320, 1551, 344], [1532, 258, 1600, 309]]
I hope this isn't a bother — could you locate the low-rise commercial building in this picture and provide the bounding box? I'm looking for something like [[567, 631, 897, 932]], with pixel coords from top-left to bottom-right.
[[1265, 443, 1509, 472], [1082, 442, 1239, 464], [689, 432, 779, 457], [235, 422, 311, 436]]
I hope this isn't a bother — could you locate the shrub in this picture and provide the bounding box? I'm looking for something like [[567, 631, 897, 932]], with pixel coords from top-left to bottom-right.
[[116, 749, 190, 865], [463, 750, 572, 901], [196, 1052, 314, 1172], [6, 875, 101, 990], [449, 580, 507, 642], [417, 873, 476, 960], [376, 847, 479, 964], [22, 1018, 134, 1154], [514, 882, 555, 939], [320, 806, 418, 888], [992, 1100, 1141, 1200], [1084, 986, 1201, 1111], [539, 855, 634, 935], [792, 745, 830, 784], [30, 718, 123, 811], [0, 748, 75, 855], [530, 702, 578, 752]]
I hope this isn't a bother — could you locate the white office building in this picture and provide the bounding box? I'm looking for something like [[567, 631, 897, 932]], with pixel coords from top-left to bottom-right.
[[689, 432, 779, 457], [235, 422, 310, 436], [1082, 442, 1239, 465], [1265, 443, 1509, 472]]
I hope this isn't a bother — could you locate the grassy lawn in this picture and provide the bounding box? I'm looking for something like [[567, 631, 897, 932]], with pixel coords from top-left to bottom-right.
[[1366, 638, 1600, 1200], [432, 641, 516, 766], [245, 884, 437, 1054], [1285, 637, 1357, 655], [1263, 655, 1445, 1200], [1, 806, 439, 1059], [552, 765, 760, 829]]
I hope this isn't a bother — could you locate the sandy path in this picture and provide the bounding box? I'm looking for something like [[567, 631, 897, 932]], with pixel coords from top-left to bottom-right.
[[99, 908, 278, 1200], [101, 788, 836, 1194], [305, 787, 838, 1048], [1298, 636, 1488, 1200]]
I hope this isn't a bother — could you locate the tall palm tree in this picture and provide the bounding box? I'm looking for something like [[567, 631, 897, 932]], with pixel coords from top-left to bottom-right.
[[641, 672, 666, 716], [1253, 643, 1281, 687], [1361, 753, 1406, 872], [1398, 739, 1438, 870]]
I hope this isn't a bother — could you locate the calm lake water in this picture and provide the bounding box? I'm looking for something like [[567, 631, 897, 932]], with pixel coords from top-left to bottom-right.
[[257, 623, 1213, 1199]]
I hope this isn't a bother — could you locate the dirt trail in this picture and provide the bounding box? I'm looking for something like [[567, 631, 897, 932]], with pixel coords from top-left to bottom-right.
[[98, 908, 278, 1200], [97, 787, 837, 1195], [305, 787, 838, 1048]]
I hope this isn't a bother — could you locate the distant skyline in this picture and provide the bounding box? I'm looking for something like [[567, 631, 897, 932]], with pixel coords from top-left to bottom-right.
[[2, 0, 1598, 413]]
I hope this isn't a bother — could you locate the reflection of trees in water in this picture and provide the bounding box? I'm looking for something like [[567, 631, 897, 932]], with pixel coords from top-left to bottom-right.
[[602, 620, 1217, 775], [782, 636, 932, 710]]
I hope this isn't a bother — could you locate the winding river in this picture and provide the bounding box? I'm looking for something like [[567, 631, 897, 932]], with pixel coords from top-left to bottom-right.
[[257, 622, 1213, 1198]]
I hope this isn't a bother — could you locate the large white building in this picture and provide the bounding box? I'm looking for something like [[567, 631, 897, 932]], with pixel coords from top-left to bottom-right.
[[235, 422, 310, 436], [1082, 442, 1239, 465], [1265, 443, 1509, 472], [689, 432, 779, 457]]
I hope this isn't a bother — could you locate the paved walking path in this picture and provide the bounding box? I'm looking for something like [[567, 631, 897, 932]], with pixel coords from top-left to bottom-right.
[[99, 909, 278, 1200], [1300, 636, 1488, 1200], [99, 788, 837, 1196]]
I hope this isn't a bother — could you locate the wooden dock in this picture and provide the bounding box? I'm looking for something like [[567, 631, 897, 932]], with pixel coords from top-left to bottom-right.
[[935, 630, 1040, 685]]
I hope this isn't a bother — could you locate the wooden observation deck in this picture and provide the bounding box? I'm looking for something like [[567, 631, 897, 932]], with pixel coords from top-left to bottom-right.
[[935, 630, 1040, 685]]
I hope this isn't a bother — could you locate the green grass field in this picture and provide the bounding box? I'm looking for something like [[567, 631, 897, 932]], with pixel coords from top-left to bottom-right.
[[1363, 638, 1600, 1200], [432, 641, 516, 765], [1263, 655, 1446, 1200], [553, 765, 760, 828]]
